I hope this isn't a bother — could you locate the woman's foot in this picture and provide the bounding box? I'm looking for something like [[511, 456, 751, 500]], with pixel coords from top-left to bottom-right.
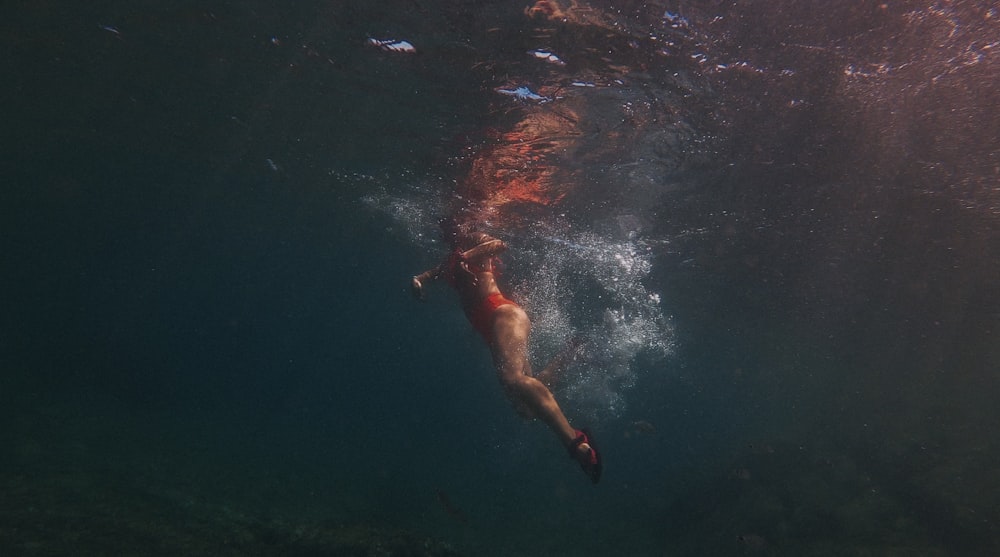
[[568, 429, 602, 484]]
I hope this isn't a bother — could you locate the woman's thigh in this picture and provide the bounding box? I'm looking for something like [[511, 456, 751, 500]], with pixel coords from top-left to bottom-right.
[[490, 304, 531, 379]]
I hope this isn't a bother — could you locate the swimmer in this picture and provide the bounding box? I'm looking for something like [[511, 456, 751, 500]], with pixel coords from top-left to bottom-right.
[[411, 228, 602, 483]]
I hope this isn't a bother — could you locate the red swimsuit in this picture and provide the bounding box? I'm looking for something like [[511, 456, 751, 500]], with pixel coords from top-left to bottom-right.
[[464, 292, 518, 341], [444, 250, 518, 341]]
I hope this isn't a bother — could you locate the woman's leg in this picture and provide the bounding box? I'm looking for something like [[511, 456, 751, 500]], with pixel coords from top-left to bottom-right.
[[491, 304, 602, 482], [534, 337, 583, 389], [490, 305, 577, 446]]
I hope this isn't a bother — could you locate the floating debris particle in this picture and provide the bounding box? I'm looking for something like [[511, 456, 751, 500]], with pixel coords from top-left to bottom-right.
[[495, 86, 550, 103], [368, 38, 417, 54], [528, 50, 565, 65]]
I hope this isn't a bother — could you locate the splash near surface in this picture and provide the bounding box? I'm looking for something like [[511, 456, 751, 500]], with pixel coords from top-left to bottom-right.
[[364, 186, 676, 418], [360, 0, 719, 419]]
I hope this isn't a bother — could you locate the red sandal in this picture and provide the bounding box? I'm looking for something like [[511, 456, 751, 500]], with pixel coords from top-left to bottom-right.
[[568, 428, 602, 484]]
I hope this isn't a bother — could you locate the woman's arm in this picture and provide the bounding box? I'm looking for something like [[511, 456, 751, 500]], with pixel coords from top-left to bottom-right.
[[460, 238, 506, 263], [411, 264, 443, 301], [411, 237, 506, 300]]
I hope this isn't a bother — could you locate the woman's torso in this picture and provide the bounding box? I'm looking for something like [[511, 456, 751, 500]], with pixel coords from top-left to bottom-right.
[[449, 254, 502, 306]]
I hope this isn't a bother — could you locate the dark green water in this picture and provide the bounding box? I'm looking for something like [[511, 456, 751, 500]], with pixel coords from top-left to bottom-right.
[[2, 1, 998, 555]]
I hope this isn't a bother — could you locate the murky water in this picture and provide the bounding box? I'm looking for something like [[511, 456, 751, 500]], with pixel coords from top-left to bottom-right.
[[2, 1, 998, 555]]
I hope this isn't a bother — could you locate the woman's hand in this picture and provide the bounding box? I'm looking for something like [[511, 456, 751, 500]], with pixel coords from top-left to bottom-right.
[[457, 261, 478, 287], [411, 276, 427, 301]]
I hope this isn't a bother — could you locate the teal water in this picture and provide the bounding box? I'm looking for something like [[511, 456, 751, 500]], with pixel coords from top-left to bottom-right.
[[2, 1, 998, 555]]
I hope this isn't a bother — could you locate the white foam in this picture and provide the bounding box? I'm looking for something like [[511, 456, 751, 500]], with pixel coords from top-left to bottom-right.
[[363, 182, 674, 419], [514, 229, 674, 418]]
